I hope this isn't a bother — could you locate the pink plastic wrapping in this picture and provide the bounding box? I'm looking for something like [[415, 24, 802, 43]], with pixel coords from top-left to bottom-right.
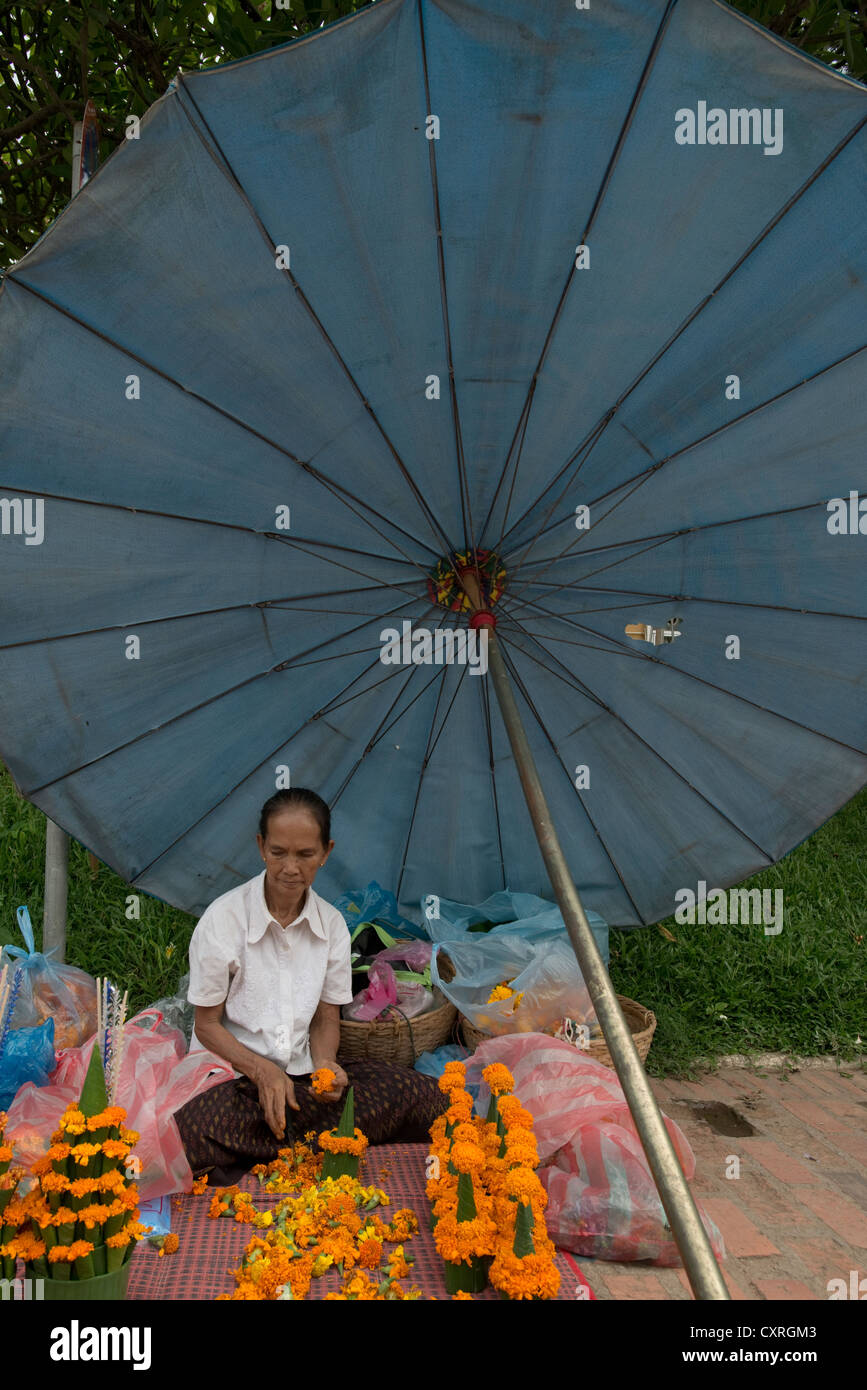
[[343, 959, 433, 1021], [4, 1010, 233, 1200], [467, 1033, 725, 1266]]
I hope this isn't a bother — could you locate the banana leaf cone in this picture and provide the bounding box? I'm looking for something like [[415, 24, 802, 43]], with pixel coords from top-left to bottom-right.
[[497, 1200, 536, 1300], [443, 1171, 487, 1294], [320, 1087, 361, 1181]]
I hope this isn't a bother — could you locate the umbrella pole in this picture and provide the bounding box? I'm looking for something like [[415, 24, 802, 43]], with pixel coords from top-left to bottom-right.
[[482, 622, 729, 1300]]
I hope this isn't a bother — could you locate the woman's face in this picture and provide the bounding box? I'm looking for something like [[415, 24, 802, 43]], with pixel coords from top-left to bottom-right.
[[257, 809, 333, 901]]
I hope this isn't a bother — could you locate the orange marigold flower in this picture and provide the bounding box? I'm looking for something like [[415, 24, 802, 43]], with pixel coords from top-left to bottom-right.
[[48, 1239, 94, 1263], [433, 1210, 497, 1263], [11, 1231, 46, 1262], [504, 1167, 546, 1205], [482, 1063, 515, 1096], [311, 1067, 336, 1096], [163, 1233, 179, 1254], [100, 1139, 131, 1160], [487, 983, 513, 1002], [357, 1237, 382, 1269], [38, 1171, 69, 1195], [318, 1128, 367, 1157], [449, 1141, 486, 1175], [452, 1290, 475, 1300], [191, 1174, 209, 1195], [86, 1107, 127, 1132], [488, 1249, 561, 1300], [445, 1095, 474, 1124], [69, 1142, 102, 1166]]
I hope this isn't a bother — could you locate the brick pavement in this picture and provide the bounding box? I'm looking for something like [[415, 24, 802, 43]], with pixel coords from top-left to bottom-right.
[[579, 1062, 867, 1302]]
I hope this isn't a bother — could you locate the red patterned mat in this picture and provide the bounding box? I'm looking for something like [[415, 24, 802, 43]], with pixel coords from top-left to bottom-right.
[[126, 1143, 594, 1301]]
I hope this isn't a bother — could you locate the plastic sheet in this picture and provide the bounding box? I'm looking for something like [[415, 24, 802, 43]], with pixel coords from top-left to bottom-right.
[[4, 1009, 233, 1200], [467, 1034, 725, 1266]]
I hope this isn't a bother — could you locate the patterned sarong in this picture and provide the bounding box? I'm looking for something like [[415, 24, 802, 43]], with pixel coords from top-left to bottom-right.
[[173, 1060, 449, 1185]]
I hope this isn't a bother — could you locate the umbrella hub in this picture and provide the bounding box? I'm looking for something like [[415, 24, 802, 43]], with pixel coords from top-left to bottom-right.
[[427, 547, 505, 622]]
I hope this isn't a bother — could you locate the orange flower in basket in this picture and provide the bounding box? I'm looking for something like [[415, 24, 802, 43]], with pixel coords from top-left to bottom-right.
[[311, 1068, 336, 1096]]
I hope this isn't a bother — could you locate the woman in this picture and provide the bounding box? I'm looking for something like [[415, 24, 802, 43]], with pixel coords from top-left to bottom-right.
[[173, 787, 448, 1184]]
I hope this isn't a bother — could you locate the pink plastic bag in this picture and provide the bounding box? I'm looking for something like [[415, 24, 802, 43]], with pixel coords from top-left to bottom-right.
[[4, 1010, 233, 1200], [344, 958, 399, 1020], [467, 1034, 725, 1266], [343, 960, 433, 1021]]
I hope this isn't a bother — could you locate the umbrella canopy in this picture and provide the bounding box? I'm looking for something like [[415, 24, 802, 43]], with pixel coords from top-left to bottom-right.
[[0, 0, 865, 923]]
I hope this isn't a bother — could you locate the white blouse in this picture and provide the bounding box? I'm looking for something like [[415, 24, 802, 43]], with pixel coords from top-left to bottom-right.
[[187, 871, 353, 1075]]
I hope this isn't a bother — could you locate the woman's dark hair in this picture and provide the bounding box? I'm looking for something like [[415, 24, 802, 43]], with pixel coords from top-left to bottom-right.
[[258, 788, 331, 846]]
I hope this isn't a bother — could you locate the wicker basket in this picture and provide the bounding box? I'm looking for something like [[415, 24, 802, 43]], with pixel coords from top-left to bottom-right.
[[338, 943, 457, 1066], [460, 994, 657, 1070]]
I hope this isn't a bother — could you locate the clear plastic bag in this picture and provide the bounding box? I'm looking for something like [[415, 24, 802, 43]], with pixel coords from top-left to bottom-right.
[[420, 889, 609, 965], [4, 1009, 233, 1200], [467, 1034, 724, 1266], [1, 906, 98, 1051], [431, 933, 597, 1036]]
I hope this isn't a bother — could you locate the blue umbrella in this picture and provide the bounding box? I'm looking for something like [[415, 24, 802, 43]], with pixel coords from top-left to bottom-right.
[[1, 0, 865, 1294]]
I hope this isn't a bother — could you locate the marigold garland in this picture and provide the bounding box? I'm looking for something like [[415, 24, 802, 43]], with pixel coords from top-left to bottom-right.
[[318, 1128, 368, 1158]]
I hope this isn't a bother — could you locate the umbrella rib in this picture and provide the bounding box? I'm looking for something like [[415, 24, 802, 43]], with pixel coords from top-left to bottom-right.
[[174, 77, 459, 563], [540, 583, 867, 624], [329, 609, 452, 806], [0, 476, 433, 567], [389, 660, 475, 890], [500, 613, 777, 866], [23, 592, 424, 798], [394, 665, 451, 902], [497, 637, 647, 925], [480, 0, 681, 550], [498, 110, 867, 561], [505, 498, 834, 604], [417, 0, 477, 561], [480, 673, 507, 891], [503, 341, 867, 594], [498, 596, 646, 660], [129, 610, 445, 885], [3, 274, 440, 586], [501, 589, 867, 757], [0, 583, 426, 653]]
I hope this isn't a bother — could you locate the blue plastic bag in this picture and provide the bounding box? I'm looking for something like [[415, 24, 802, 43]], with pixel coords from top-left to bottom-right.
[[0, 1015, 55, 1110], [419, 889, 609, 964], [331, 881, 429, 941]]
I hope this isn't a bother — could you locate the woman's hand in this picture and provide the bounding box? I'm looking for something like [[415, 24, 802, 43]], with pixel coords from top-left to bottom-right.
[[312, 1059, 349, 1104], [251, 1058, 300, 1139]]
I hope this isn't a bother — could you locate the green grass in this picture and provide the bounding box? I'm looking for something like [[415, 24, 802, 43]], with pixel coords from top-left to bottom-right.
[[1, 765, 865, 1074], [609, 789, 867, 1075], [0, 765, 196, 1015]]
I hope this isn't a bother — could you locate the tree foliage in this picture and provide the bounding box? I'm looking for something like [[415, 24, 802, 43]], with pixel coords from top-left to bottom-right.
[[1, 0, 865, 265]]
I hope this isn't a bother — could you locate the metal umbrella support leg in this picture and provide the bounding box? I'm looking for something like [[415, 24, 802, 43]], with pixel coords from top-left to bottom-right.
[[483, 623, 729, 1300]]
